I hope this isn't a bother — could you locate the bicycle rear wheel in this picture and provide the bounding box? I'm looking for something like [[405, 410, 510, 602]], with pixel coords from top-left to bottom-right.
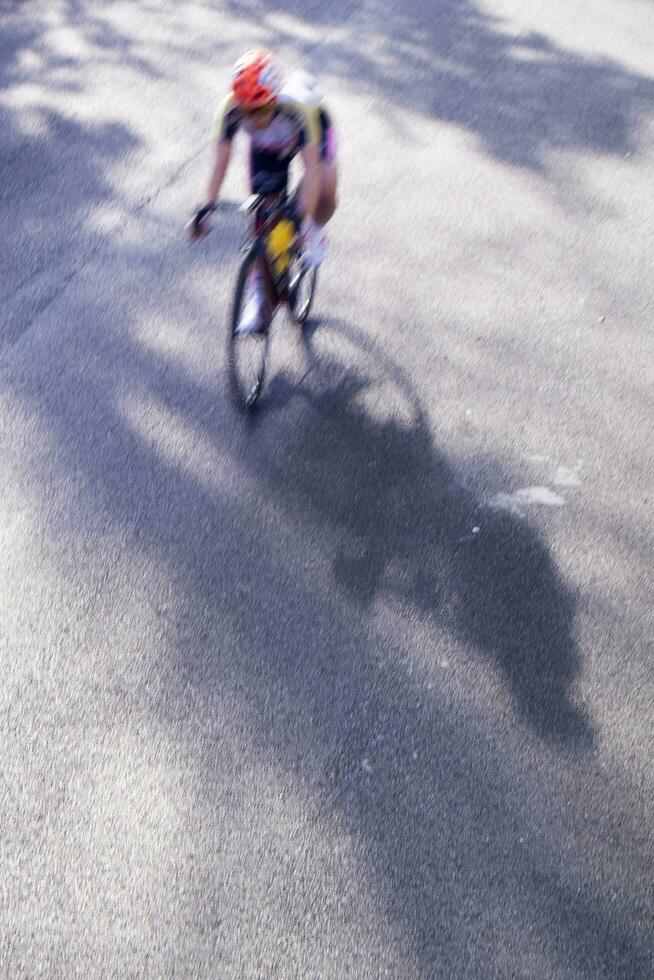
[[228, 251, 270, 412], [289, 261, 318, 326]]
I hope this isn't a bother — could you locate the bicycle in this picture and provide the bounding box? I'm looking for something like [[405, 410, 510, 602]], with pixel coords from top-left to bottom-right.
[[228, 192, 318, 412]]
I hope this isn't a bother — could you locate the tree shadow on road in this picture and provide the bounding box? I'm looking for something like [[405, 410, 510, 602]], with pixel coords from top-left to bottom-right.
[[0, 104, 140, 353], [228, 0, 654, 173], [4, 255, 652, 973], [262, 316, 592, 751], [2, 1, 652, 973], [0, 0, 167, 89], [123, 305, 648, 975]]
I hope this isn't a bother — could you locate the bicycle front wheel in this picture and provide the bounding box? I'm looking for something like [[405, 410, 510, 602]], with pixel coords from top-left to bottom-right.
[[289, 262, 318, 326], [228, 251, 270, 412]]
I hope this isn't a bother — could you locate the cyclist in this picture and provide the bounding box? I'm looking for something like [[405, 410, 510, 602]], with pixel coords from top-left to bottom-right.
[[189, 49, 338, 333]]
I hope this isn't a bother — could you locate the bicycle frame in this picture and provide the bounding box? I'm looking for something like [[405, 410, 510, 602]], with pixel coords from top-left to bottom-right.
[[227, 192, 318, 411], [240, 193, 299, 311]]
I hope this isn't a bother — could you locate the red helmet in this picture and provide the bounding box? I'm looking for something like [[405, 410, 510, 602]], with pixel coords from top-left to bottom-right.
[[231, 49, 281, 109]]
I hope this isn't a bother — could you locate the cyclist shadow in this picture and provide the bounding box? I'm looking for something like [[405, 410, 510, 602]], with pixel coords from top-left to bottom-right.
[[262, 316, 593, 751]]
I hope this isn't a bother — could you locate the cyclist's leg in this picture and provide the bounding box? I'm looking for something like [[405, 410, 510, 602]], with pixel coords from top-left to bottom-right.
[[315, 114, 338, 227], [246, 146, 293, 329], [315, 159, 337, 226], [294, 115, 338, 227]]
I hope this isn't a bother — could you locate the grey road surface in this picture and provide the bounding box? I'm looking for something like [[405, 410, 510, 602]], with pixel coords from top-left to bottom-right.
[[1, 0, 653, 977]]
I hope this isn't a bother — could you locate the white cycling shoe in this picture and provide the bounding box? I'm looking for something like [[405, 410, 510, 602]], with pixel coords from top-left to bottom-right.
[[301, 218, 327, 269]]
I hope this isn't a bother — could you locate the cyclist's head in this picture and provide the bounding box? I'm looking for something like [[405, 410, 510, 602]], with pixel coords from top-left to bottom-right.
[[231, 49, 281, 112]]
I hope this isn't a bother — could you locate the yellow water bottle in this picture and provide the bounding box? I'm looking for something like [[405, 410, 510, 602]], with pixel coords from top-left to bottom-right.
[[266, 219, 295, 280]]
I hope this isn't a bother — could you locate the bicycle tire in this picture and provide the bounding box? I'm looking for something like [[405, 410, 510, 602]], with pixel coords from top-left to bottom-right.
[[228, 250, 270, 412], [289, 263, 318, 326]]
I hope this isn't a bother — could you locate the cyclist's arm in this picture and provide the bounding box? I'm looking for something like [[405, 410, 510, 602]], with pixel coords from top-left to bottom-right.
[[207, 139, 232, 203], [205, 94, 240, 203]]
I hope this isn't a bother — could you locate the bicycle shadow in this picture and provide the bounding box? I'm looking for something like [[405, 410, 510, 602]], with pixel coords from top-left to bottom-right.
[[260, 315, 592, 751]]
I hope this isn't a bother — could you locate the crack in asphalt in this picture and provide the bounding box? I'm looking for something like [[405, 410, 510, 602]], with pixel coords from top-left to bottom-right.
[[1, 141, 208, 360]]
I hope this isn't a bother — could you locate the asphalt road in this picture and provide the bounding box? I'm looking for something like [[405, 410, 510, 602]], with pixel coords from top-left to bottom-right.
[[1, 1, 653, 977]]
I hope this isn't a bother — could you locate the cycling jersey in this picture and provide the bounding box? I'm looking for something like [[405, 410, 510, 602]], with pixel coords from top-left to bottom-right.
[[211, 80, 335, 195]]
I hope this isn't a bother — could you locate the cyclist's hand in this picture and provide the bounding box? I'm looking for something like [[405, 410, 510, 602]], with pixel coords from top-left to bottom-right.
[[187, 203, 216, 243]]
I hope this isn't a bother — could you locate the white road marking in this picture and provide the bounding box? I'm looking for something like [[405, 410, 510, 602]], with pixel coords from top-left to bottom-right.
[[552, 465, 582, 487], [490, 486, 566, 516]]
